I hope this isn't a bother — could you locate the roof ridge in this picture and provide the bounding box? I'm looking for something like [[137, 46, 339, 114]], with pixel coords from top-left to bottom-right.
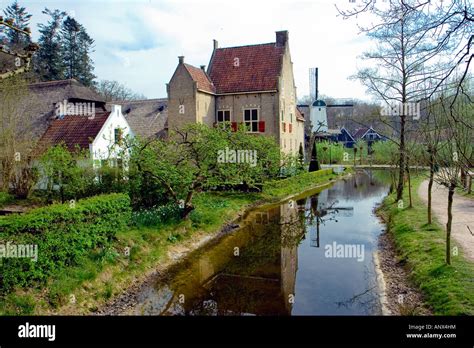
[[112, 98, 167, 104], [216, 42, 276, 50], [29, 79, 79, 87]]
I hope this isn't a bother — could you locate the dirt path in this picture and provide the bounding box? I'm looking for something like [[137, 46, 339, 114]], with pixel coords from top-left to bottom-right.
[[418, 180, 474, 262]]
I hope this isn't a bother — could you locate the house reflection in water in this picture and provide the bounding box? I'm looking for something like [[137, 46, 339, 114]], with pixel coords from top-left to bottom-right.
[[132, 201, 303, 316], [129, 170, 390, 316]]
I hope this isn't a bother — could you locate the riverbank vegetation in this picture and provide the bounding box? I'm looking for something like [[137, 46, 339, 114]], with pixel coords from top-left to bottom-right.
[[0, 120, 337, 315], [379, 175, 474, 315]]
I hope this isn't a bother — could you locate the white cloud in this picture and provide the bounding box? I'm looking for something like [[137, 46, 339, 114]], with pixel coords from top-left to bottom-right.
[[24, 0, 374, 100]]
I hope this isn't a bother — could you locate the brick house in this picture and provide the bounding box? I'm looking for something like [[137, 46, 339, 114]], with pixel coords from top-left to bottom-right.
[[167, 30, 305, 155]]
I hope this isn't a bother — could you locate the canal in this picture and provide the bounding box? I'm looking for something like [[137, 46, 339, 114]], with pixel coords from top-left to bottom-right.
[[128, 169, 392, 315]]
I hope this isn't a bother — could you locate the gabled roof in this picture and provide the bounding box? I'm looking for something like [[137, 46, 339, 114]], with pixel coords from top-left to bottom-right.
[[112, 98, 168, 139], [183, 64, 216, 94], [352, 127, 370, 140], [36, 113, 110, 153], [339, 126, 356, 141], [208, 43, 284, 94], [26, 79, 106, 139], [29, 79, 105, 103]]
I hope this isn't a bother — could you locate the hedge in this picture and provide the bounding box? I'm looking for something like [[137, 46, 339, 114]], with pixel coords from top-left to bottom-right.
[[0, 193, 131, 292]]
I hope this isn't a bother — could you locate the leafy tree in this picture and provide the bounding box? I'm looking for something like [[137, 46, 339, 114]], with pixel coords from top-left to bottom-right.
[[132, 124, 281, 218], [61, 16, 95, 86], [35, 8, 66, 81], [38, 144, 95, 203]]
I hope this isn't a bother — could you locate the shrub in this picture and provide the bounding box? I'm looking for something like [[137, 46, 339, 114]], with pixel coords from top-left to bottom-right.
[[0, 192, 13, 207], [316, 141, 345, 164], [0, 193, 131, 292], [131, 203, 182, 227]]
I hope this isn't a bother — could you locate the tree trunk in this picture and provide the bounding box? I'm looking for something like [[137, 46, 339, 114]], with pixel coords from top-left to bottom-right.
[[406, 162, 412, 208], [446, 183, 455, 265], [396, 115, 406, 201], [427, 155, 434, 224]]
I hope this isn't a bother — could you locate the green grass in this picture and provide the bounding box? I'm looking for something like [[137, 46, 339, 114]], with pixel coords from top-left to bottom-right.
[[378, 176, 474, 315], [0, 191, 13, 208], [0, 168, 342, 315]]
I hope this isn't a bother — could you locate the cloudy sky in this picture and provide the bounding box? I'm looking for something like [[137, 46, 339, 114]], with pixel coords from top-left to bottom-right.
[[19, 0, 377, 101]]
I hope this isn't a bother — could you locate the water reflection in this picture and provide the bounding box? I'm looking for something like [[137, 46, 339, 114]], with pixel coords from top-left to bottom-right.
[[129, 170, 392, 316]]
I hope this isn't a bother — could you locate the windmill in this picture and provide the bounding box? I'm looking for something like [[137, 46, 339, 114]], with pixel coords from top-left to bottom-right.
[[307, 68, 354, 172], [309, 68, 327, 133]]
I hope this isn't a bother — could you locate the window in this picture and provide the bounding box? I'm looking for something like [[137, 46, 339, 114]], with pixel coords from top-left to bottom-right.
[[290, 113, 293, 123], [114, 128, 123, 144], [244, 108, 259, 132], [217, 110, 231, 123], [281, 110, 284, 121]]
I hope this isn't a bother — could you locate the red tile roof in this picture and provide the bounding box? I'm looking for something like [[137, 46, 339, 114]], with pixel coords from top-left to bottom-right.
[[184, 63, 216, 94], [208, 43, 284, 94], [36, 113, 110, 153]]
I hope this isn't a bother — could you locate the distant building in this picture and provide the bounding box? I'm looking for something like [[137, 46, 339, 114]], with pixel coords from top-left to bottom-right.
[[111, 98, 168, 139], [167, 30, 305, 155]]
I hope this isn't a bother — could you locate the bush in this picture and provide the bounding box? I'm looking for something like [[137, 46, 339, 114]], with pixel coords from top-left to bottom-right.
[[316, 141, 345, 164], [0, 192, 13, 207], [131, 203, 182, 227], [0, 193, 131, 292], [371, 141, 399, 165]]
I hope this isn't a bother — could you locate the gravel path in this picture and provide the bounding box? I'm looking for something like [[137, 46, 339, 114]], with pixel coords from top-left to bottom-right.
[[418, 180, 474, 262]]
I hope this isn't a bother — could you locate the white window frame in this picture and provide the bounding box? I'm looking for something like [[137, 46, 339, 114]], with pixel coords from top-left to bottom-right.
[[243, 108, 259, 133], [217, 109, 231, 125]]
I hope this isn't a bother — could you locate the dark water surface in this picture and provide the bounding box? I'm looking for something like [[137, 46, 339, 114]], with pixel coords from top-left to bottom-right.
[[129, 170, 392, 315]]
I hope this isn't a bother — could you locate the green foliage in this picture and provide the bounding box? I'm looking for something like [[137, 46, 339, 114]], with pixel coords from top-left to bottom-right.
[[263, 168, 334, 197], [316, 141, 345, 164], [0, 192, 13, 207], [371, 141, 399, 165], [38, 144, 95, 202], [131, 124, 281, 215], [131, 203, 182, 228], [379, 176, 474, 315], [0, 193, 131, 293]]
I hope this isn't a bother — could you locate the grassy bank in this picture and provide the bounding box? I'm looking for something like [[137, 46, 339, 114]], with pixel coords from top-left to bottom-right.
[[1, 168, 341, 315], [378, 176, 474, 315]]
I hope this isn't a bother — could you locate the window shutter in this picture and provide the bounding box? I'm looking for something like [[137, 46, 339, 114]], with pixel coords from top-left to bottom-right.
[[282, 122, 286, 132], [258, 121, 265, 133], [231, 122, 237, 132], [289, 124, 292, 133]]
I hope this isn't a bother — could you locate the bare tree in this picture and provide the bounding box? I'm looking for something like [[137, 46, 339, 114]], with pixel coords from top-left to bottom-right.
[[0, 75, 39, 196], [95, 79, 146, 102], [337, 0, 472, 202], [430, 85, 473, 265]]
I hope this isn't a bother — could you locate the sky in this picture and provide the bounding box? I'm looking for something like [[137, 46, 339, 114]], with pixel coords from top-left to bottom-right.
[[14, 0, 378, 101]]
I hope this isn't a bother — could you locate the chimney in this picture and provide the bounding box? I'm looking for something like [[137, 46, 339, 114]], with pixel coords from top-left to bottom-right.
[[276, 30, 288, 47], [111, 104, 122, 115], [213, 39, 218, 50], [200, 65, 206, 71], [178, 56, 184, 64]]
